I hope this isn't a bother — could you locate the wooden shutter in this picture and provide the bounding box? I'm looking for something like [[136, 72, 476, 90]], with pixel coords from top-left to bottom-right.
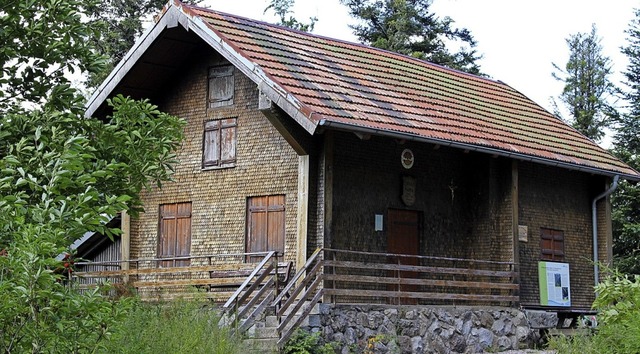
[[208, 65, 234, 108], [203, 121, 220, 167], [158, 202, 192, 267], [246, 195, 285, 262], [203, 119, 236, 168], [220, 119, 237, 164], [540, 228, 564, 261]]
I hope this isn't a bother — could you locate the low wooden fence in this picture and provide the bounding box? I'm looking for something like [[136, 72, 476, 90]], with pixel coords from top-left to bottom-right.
[[70, 252, 290, 302]]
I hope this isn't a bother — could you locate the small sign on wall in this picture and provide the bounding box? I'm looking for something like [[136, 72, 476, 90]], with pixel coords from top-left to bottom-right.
[[539, 261, 571, 307], [518, 225, 528, 242]]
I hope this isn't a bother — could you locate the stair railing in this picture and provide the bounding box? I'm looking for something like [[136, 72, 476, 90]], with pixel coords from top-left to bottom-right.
[[273, 248, 325, 347], [221, 251, 279, 331]]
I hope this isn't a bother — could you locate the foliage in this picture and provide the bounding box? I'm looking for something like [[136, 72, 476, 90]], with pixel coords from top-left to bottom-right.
[[0, 0, 105, 112], [340, 0, 481, 75], [98, 300, 241, 354], [552, 25, 615, 142], [612, 8, 640, 275], [283, 328, 337, 354], [264, 0, 317, 32], [547, 270, 640, 353], [0, 1, 185, 352]]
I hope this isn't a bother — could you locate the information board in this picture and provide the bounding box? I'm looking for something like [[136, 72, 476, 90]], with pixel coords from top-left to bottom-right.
[[538, 261, 571, 307]]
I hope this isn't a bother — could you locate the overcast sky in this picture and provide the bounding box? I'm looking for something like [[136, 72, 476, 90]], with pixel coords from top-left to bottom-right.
[[200, 0, 637, 116]]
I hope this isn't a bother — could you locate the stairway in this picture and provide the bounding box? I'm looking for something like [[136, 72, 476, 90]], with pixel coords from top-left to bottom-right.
[[242, 303, 322, 353]]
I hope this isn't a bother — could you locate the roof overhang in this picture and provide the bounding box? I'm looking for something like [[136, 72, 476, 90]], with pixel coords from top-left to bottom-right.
[[318, 119, 640, 182], [85, 0, 317, 134]]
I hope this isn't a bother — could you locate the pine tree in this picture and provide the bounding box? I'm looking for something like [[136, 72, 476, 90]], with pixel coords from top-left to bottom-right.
[[612, 9, 640, 275], [340, 0, 481, 75], [552, 25, 615, 142]]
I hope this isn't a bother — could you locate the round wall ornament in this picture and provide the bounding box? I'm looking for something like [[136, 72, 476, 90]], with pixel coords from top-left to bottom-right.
[[401, 148, 414, 169]]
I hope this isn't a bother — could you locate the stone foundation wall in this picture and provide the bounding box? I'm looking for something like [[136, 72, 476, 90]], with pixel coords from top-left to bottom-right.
[[305, 305, 552, 354]]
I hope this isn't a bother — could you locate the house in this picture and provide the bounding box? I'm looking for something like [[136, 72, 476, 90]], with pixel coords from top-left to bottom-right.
[[82, 0, 639, 351]]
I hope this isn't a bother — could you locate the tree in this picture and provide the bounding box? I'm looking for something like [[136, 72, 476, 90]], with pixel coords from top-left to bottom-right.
[[264, 0, 317, 32], [0, 1, 185, 352], [340, 0, 482, 75], [552, 25, 615, 142], [612, 9, 640, 275]]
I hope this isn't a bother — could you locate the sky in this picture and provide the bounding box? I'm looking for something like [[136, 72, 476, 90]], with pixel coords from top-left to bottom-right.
[[199, 0, 637, 116]]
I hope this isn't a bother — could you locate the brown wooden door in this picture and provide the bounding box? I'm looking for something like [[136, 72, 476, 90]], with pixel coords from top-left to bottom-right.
[[246, 195, 285, 262], [387, 209, 420, 304]]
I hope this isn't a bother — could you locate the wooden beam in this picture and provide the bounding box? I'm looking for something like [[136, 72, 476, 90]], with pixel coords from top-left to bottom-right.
[[121, 210, 131, 282], [259, 92, 313, 155], [296, 155, 309, 273], [511, 160, 520, 288], [324, 132, 334, 250]]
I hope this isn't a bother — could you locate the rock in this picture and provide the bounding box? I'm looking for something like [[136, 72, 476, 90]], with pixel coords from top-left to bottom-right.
[[477, 328, 494, 349], [491, 319, 506, 335], [411, 336, 424, 353], [496, 336, 512, 350]]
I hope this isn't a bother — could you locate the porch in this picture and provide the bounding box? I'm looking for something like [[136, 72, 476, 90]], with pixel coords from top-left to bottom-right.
[[72, 248, 518, 345]]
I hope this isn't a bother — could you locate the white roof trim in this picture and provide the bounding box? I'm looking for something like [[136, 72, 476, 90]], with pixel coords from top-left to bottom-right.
[[84, 0, 318, 134]]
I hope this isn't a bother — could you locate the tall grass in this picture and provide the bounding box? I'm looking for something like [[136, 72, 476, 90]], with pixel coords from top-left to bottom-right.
[[99, 299, 242, 354]]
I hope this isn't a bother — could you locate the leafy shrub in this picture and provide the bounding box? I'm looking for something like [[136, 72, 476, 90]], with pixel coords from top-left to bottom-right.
[[283, 328, 336, 354], [547, 270, 640, 353], [99, 299, 241, 354]]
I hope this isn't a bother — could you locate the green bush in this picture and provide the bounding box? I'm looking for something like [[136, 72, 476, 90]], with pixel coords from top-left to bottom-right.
[[283, 329, 336, 354], [99, 299, 242, 354], [547, 270, 640, 353]]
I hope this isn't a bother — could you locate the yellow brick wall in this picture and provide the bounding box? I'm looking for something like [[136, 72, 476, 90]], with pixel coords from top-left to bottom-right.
[[130, 49, 300, 265]]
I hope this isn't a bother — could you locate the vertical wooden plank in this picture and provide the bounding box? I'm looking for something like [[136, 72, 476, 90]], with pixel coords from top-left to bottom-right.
[[511, 160, 520, 293], [176, 202, 192, 266], [203, 128, 219, 166], [268, 197, 285, 254], [121, 210, 130, 281], [296, 155, 309, 272], [220, 125, 236, 163], [324, 132, 334, 250]]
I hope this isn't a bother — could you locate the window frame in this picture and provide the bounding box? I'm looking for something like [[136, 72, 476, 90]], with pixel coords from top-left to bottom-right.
[[202, 118, 237, 169]]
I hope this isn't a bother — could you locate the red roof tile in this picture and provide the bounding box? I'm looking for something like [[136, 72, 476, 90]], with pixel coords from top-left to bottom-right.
[[110, 2, 640, 180], [186, 4, 639, 179]]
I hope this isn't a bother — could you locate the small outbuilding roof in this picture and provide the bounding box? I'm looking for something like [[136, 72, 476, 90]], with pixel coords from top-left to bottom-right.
[[86, 0, 640, 181]]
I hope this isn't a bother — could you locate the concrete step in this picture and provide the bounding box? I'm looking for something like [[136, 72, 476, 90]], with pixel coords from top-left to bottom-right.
[[243, 338, 278, 354]]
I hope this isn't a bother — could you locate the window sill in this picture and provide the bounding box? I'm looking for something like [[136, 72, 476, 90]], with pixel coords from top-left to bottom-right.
[[202, 163, 236, 171]]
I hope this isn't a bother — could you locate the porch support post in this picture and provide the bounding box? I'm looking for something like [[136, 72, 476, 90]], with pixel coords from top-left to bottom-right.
[[324, 131, 334, 250], [296, 155, 309, 273], [121, 210, 131, 283], [511, 160, 520, 287]]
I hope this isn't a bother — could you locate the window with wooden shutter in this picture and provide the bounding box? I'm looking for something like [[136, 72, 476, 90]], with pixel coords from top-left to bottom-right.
[[246, 195, 285, 262], [158, 202, 192, 267], [540, 228, 564, 261], [208, 65, 234, 108], [203, 118, 237, 168]]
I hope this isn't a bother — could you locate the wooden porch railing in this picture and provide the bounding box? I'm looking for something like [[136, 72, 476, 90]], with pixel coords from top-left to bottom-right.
[[273, 248, 519, 346]]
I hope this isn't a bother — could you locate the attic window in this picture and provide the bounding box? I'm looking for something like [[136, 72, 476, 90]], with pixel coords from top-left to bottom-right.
[[208, 65, 234, 108]]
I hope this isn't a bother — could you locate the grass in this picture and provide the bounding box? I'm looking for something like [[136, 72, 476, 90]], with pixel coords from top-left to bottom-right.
[[98, 299, 243, 354]]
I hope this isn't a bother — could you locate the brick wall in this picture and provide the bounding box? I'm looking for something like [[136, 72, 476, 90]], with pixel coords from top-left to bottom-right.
[[517, 161, 609, 308], [129, 48, 300, 264]]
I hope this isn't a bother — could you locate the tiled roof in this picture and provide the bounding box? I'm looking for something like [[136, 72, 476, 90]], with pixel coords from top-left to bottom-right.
[[89, 1, 639, 180], [184, 5, 640, 179]]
